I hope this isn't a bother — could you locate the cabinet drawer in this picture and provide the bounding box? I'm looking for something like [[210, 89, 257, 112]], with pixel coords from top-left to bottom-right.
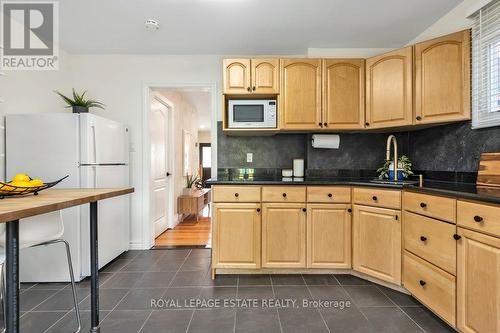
[[213, 186, 261, 203], [307, 186, 351, 203], [404, 192, 456, 223], [353, 187, 401, 209], [404, 251, 456, 326], [404, 211, 457, 275], [262, 186, 306, 203], [457, 200, 500, 237]]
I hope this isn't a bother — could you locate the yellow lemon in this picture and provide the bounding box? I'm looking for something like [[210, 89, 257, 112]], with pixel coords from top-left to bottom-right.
[[30, 179, 44, 187], [10, 180, 33, 189], [13, 173, 30, 182]]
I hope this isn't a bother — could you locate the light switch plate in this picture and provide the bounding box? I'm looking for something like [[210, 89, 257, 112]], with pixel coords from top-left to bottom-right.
[[246, 153, 253, 163]]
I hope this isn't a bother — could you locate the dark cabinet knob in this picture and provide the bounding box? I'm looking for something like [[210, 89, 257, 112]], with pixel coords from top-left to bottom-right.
[[372, 196, 378, 201], [453, 234, 462, 240], [420, 202, 427, 208], [247, 87, 251, 92], [282, 193, 287, 197], [318, 122, 323, 127], [420, 236, 427, 242], [365, 122, 370, 127], [328, 193, 333, 198], [347, 208, 352, 213], [323, 122, 328, 127], [256, 208, 261, 212], [302, 208, 307, 212], [252, 86, 256, 91], [234, 193, 239, 197], [474, 215, 483, 222], [419, 280, 426, 286], [416, 116, 422, 121]]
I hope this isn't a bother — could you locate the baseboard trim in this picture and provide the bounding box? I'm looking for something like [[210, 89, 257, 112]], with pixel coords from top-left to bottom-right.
[[129, 241, 146, 250]]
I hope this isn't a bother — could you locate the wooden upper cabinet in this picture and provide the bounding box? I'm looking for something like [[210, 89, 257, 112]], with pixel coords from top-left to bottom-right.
[[415, 30, 471, 124], [223, 59, 251, 94], [366, 47, 413, 129], [252, 59, 279, 94], [280, 59, 322, 130], [323, 59, 365, 129]]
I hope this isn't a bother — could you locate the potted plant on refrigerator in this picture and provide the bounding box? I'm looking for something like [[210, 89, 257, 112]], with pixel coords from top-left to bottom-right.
[[55, 89, 105, 113]]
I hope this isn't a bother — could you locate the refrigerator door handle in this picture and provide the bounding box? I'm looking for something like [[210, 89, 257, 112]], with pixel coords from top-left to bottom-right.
[[91, 125, 97, 164], [92, 166, 97, 188]]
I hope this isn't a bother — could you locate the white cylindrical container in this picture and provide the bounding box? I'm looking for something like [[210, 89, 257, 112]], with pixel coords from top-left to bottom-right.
[[293, 158, 304, 177], [282, 169, 293, 177]]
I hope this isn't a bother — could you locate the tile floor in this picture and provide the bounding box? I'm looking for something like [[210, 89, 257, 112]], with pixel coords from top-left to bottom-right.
[[2, 249, 456, 332]]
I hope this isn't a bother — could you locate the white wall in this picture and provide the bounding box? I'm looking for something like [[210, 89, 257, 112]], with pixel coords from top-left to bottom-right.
[[198, 130, 211, 143]]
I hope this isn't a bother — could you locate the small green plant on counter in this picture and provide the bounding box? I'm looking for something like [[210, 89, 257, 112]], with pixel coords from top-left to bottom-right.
[[185, 174, 200, 189], [377, 155, 414, 180]]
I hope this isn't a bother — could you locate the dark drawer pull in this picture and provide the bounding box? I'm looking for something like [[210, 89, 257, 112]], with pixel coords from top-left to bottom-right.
[[282, 193, 287, 197], [302, 208, 307, 212], [453, 234, 461, 240], [419, 280, 426, 286], [372, 196, 378, 201], [256, 208, 261, 212], [420, 202, 427, 208], [347, 208, 352, 213], [474, 215, 483, 222], [328, 193, 333, 198], [420, 236, 427, 242], [234, 193, 239, 197]]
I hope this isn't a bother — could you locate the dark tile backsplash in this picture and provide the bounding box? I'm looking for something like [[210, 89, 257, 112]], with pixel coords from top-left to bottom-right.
[[217, 121, 500, 176]]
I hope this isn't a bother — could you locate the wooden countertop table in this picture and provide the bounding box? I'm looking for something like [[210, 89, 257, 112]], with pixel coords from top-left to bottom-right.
[[0, 188, 134, 333]]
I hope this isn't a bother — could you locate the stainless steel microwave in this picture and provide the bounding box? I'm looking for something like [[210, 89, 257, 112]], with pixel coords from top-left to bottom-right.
[[228, 99, 277, 128]]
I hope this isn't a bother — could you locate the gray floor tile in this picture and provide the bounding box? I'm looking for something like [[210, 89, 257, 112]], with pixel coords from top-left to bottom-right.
[[20, 289, 60, 311], [271, 274, 305, 286], [308, 285, 352, 302], [140, 309, 194, 333], [134, 250, 167, 260], [303, 274, 339, 286], [162, 249, 192, 260], [362, 307, 424, 333], [159, 287, 203, 309], [180, 257, 211, 271], [187, 309, 236, 333], [279, 308, 329, 333], [321, 306, 373, 333], [402, 306, 455, 333], [377, 285, 422, 307], [187, 249, 211, 258], [236, 308, 281, 333], [80, 288, 129, 310], [72, 272, 114, 289], [335, 274, 374, 286], [274, 286, 312, 300], [116, 288, 167, 310], [34, 288, 90, 311], [170, 270, 211, 287], [99, 310, 151, 333], [152, 258, 186, 272], [45, 310, 109, 333], [20, 283, 37, 290], [134, 271, 176, 288], [102, 259, 132, 272], [120, 259, 162, 272], [238, 274, 271, 286], [203, 272, 238, 286], [198, 287, 237, 308], [343, 285, 395, 307], [117, 250, 142, 260], [237, 286, 274, 300], [101, 272, 144, 289], [30, 282, 69, 290], [20, 311, 66, 333]]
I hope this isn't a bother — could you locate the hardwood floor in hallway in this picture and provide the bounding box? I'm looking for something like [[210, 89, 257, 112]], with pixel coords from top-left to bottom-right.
[[155, 209, 211, 247]]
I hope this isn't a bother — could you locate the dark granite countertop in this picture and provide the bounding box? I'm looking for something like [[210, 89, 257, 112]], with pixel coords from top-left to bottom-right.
[[206, 177, 500, 205]]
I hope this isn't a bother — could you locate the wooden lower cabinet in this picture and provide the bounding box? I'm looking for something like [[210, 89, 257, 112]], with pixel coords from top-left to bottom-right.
[[212, 203, 261, 269], [353, 205, 402, 284], [262, 203, 307, 268], [307, 204, 351, 269], [457, 227, 500, 333]]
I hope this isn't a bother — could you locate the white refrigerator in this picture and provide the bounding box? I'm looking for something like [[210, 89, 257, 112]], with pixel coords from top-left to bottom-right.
[[6, 113, 130, 282]]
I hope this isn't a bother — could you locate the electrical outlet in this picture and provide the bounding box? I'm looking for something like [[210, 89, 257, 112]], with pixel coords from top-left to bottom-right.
[[246, 153, 253, 163]]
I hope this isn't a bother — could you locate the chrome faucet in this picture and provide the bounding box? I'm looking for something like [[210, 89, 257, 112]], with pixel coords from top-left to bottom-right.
[[386, 135, 398, 181]]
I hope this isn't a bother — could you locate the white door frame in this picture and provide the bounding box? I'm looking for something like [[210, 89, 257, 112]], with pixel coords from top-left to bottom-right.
[[141, 82, 218, 249]]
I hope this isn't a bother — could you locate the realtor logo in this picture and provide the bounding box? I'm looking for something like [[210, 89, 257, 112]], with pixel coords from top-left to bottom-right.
[[1, 1, 59, 70]]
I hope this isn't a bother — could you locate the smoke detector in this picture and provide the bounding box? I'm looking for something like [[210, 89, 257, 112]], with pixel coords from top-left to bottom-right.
[[145, 19, 160, 31]]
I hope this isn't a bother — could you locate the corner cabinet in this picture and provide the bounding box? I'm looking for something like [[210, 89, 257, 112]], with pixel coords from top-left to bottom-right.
[[307, 204, 352, 268], [262, 202, 307, 268], [280, 59, 322, 130], [353, 205, 402, 284], [223, 58, 279, 94], [365, 47, 413, 129], [415, 30, 471, 125], [323, 59, 365, 129], [212, 203, 261, 269], [457, 227, 500, 333]]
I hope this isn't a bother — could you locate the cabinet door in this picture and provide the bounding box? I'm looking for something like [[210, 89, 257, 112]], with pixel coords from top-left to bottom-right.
[[366, 47, 413, 129], [457, 227, 500, 333], [323, 59, 365, 129], [212, 203, 261, 269], [223, 59, 251, 94], [307, 204, 351, 269], [415, 30, 471, 124], [353, 205, 402, 284], [262, 203, 307, 268], [280, 59, 322, 130], [252, 59, 279, 94]]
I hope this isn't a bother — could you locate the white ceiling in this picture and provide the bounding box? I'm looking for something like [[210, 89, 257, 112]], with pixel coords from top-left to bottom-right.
[[59, 0, 462, 54]]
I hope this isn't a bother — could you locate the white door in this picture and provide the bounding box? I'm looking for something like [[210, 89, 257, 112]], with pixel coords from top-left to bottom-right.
[[151, 99, 171, 237]]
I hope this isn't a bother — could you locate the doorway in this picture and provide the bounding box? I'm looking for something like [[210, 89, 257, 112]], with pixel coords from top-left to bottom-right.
[[199, 143, 211, 186]]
